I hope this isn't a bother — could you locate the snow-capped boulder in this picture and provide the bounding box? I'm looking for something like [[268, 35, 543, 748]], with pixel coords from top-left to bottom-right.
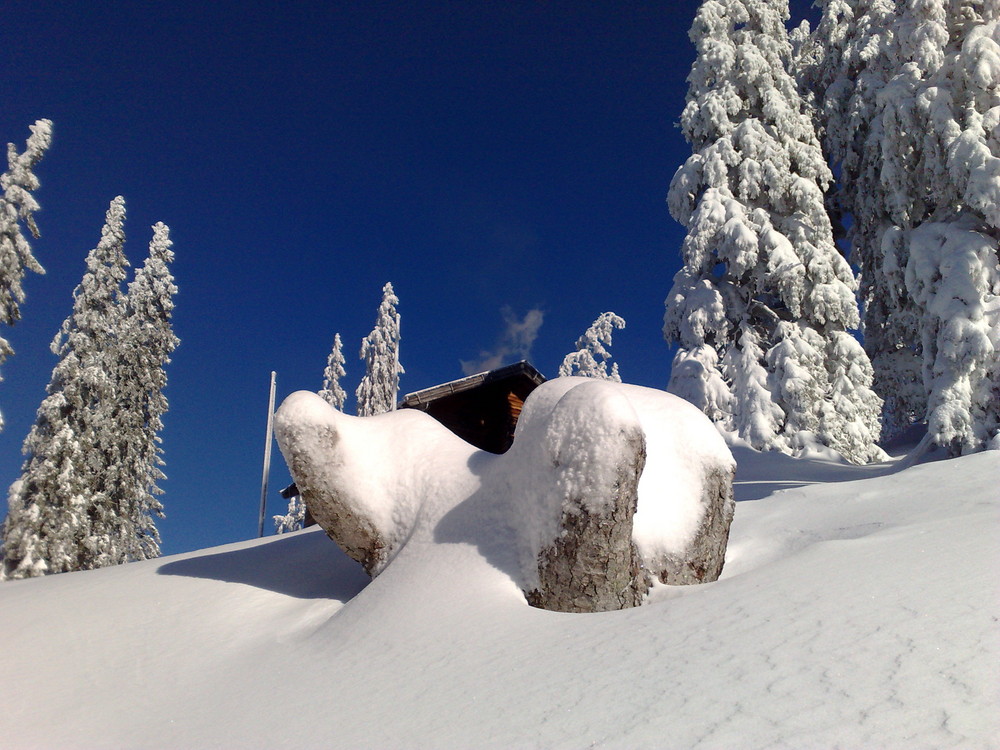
[[274, 392, 478, 575], [507, 380, 650, 611], [274, 378, 736, 612], [514, 378, 737, 591]]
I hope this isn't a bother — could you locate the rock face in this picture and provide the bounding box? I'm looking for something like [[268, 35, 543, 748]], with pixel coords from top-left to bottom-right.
[[645, 465, 735, 585], [521, 382, 652, 612], [277, 416, 388, 574], [274, 378, 736, 614], [525, 437, 650, 611], [509, 378, 737, 603]]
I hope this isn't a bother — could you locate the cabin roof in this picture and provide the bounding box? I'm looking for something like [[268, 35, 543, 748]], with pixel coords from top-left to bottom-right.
[[399, 360, 546, 410]]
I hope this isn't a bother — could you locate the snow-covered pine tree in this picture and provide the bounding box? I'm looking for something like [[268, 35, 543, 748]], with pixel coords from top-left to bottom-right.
[[112, 222, 178, 561], [0, 119, 52, 430], [2, 197, 130, 579], [319, 332, 347, 410], [895, 3, 1000, 452], [813, 0, 1000, 452], [356, 282, 403, 417], [724, 321, 785, 451], [559, 312, 626, 381], [807, 0, 927, 437], [665, 0, 884, 463]]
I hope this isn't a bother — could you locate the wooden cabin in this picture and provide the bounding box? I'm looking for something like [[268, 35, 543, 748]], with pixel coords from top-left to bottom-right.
[[399, 361, 546, 454]]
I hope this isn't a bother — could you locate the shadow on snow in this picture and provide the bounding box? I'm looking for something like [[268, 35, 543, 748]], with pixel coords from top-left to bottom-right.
[[156, 527, 370, 601]]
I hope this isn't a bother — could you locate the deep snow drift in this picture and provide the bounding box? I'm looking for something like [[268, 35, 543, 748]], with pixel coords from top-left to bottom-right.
[[0, 445, 996, 749]]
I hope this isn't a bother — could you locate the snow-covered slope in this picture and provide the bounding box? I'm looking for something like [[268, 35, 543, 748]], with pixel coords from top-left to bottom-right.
[[1, 448, 997, 749]]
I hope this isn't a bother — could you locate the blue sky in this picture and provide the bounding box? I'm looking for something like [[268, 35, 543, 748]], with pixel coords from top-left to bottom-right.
[[1, 0, 819, 555]]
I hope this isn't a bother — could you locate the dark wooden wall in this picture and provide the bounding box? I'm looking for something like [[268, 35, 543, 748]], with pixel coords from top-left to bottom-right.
[[423, 378, 536, 454]]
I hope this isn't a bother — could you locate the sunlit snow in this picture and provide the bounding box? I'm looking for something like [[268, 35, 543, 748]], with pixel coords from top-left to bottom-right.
[[0, 444, 996, 749]]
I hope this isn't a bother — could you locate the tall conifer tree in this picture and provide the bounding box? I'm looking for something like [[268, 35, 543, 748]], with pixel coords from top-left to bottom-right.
[[114, 222, 178, 560], [808, 0, 926, 436], [2, 197, 129, 578], [665, 0, 884, 463], [0, 119, 52, 430], [356, 283, 403, 417], [810, 0, 1000, 452], [319, 332, 347, 411], [1, 199, 178, 578], [891, 2, 1000, 452]]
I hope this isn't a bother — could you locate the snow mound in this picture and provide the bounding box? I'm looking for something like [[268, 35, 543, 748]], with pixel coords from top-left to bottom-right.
[[510, 378, 736, 587]]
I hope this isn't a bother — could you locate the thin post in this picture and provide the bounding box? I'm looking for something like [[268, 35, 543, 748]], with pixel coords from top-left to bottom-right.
[[392, 311, 401, 410], [258, 371, 277, 537]]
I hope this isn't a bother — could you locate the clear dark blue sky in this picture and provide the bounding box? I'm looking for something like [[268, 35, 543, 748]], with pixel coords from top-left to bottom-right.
[[1, 0, 819, 555]]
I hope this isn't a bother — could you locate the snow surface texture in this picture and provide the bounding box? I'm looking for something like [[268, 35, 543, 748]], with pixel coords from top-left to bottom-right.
[[0, 447, 995, 748], [274, 377, 736, 612]]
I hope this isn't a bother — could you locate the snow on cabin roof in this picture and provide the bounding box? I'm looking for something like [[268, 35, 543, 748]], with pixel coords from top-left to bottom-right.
[[399, 361, 546, 409]]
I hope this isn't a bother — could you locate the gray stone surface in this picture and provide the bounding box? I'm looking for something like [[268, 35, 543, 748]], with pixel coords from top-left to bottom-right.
[[526, 424, 651, 612], [646, 465, 736, 585], [274, 400, 392, 575]]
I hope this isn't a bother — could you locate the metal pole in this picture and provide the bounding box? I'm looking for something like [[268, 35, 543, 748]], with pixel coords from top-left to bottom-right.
[[258, 371, 277, 537], [392, 311, 400, 411]]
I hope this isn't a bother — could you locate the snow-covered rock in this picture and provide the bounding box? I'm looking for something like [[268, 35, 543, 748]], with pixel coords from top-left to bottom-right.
[[274, 391, 478, 575], [275, 377, 736, 612], [507, 379, 649, 611]]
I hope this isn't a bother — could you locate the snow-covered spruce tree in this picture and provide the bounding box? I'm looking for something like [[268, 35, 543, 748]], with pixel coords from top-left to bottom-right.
[[319, 332, 347, 410], [724, 320, 786, 452], [904, 218, 999, 452], [0, 119, 52, 431], [356, 282, 403, 417], [558, 311, 625, 381], [806, 0, 927, 437], [2, 197, 130, 579], [813, 0, 1000, 452], [112, 222, 178, 561], [665, 0, 884, 463], [894, 3, 1000, 452]]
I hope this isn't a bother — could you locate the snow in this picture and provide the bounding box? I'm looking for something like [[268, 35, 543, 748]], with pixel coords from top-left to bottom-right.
[[0, 435, 997, 748], [621, 381, 734, 560]]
